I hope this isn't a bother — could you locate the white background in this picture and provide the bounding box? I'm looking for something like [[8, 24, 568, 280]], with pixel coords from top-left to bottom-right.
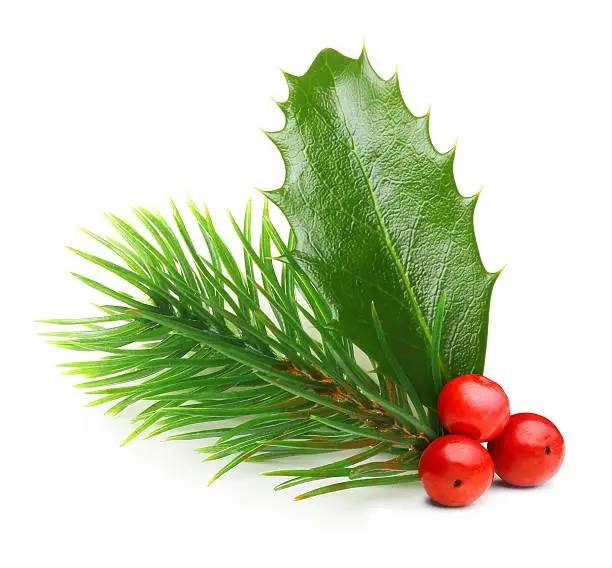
[[1, 1, 609, 566]]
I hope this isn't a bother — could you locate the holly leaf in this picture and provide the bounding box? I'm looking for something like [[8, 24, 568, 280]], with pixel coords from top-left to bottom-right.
[[266, 48, 499, 407]]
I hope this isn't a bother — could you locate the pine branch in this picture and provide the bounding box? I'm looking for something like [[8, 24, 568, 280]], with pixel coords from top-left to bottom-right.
[[41, 199, 436, 497]]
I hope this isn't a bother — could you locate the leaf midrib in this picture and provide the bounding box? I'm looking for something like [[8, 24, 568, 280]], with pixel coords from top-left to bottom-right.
[[325, 63, 447, 374]]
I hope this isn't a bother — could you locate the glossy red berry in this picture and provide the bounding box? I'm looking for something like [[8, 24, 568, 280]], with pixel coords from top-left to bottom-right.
[[437, 374, 510, 442], [487, 413, 564, 487], [418, 434, 494, 507]]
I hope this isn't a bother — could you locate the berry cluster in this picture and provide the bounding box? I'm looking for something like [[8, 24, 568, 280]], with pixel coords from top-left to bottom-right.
[[418, 375, 564, 506]]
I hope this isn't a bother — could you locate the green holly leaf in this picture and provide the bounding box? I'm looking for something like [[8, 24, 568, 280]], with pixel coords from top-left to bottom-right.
[[266, 48, 499, 407]]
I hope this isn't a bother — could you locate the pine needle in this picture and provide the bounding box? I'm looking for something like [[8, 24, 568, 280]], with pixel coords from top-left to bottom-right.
[[43, 200, 435, 498]]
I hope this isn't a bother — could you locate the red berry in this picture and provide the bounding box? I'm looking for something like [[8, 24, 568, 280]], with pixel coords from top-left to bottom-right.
[[418, 435, 494, 507], [487, 413, 564, 487], [437, 374, 510, 442]]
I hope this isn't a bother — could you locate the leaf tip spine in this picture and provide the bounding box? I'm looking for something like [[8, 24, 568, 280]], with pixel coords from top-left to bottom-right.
[[280, 68, 300, 89], [490, 265, 506, 282], [464, 187, 482, 210], [261, 128, 286, 147], [270, 95, 289, 114]]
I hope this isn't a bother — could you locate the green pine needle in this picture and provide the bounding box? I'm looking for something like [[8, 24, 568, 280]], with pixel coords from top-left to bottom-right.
[[43, 200, 438, 498], [294, 473, 421, 501]]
